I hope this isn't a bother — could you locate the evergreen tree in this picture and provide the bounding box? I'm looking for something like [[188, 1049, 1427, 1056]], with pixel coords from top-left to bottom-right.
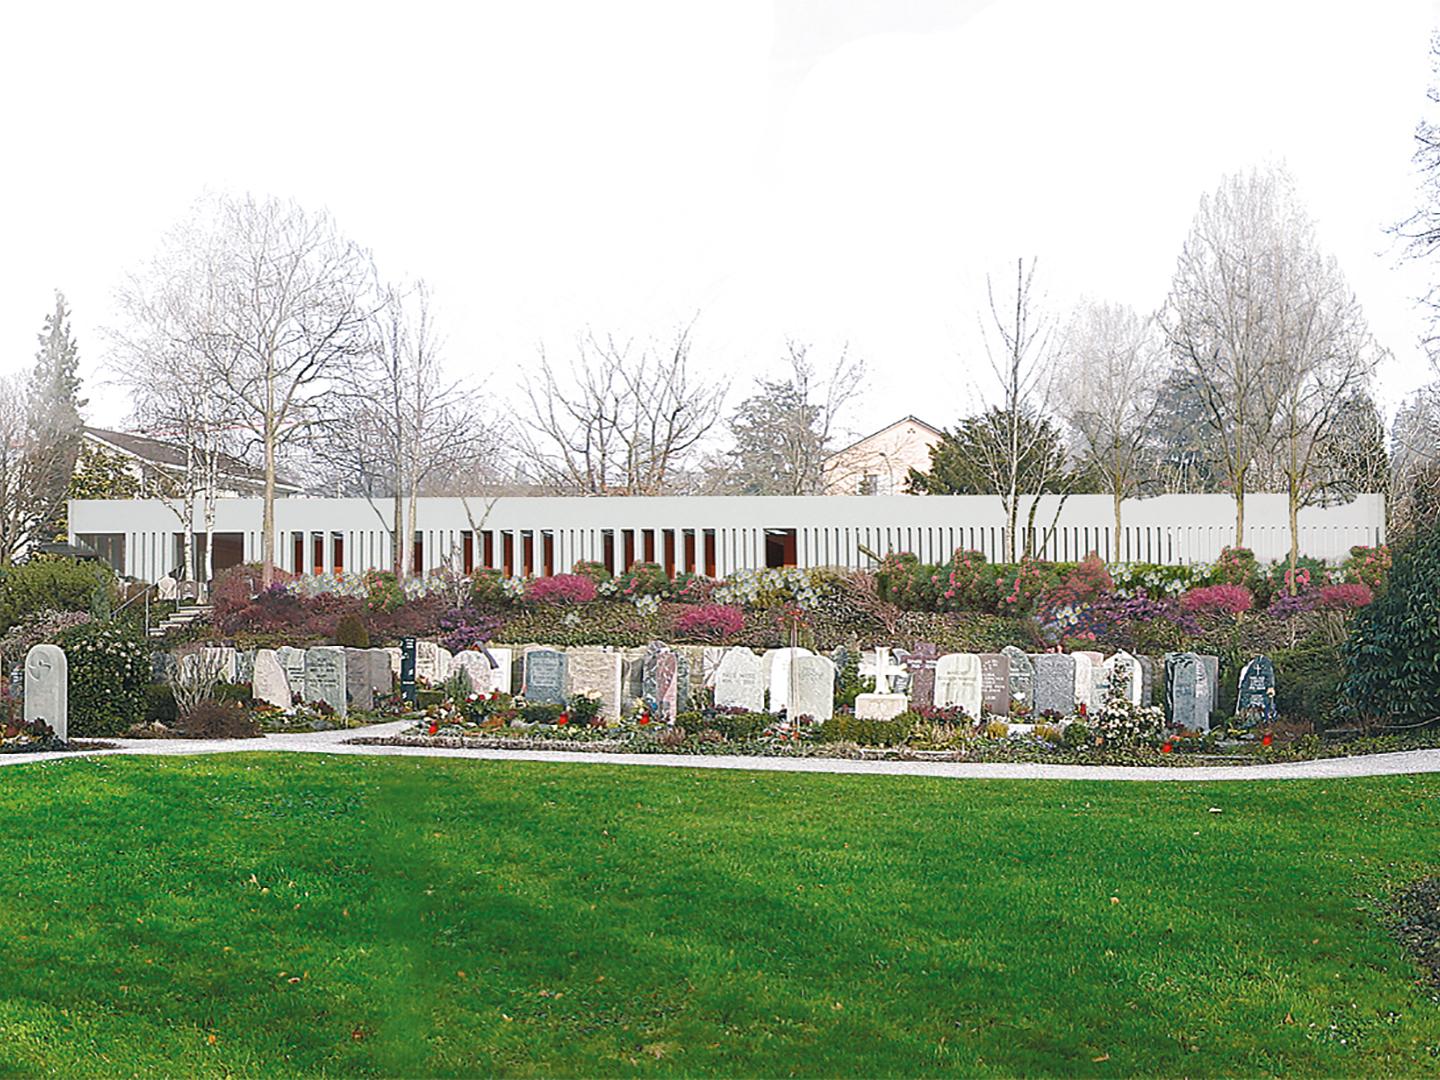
[[907, 408, 1077, 496], [29, 291, 87, 540]]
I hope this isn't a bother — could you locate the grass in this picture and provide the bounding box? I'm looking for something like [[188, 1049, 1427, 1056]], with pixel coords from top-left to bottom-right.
[[0, 756, 1437, 1076]]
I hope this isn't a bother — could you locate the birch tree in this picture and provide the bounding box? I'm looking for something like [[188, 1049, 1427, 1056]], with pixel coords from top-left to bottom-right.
[[1159, 168, 1305, 547], [1054, 300, 1164, 555]]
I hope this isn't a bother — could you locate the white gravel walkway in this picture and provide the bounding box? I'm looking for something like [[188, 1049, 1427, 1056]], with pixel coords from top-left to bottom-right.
[[1, 720, 1439, 782]]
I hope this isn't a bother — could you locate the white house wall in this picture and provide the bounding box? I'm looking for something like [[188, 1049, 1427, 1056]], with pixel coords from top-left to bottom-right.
[[67, 493, 1387, 582]]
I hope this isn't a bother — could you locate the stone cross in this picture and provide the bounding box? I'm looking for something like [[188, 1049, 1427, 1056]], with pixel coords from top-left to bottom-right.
[[870, 648, 906, 695]]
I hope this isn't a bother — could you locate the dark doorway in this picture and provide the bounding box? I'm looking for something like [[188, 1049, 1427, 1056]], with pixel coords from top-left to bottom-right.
[[765, 529, 797, 569]]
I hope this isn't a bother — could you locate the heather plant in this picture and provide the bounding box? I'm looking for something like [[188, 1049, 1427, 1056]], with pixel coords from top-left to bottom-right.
[[525, 574, 598, 605], [672, 603, 744, 641], [1316, 583, 1373, 611], [1180, 584, 1254, 616]]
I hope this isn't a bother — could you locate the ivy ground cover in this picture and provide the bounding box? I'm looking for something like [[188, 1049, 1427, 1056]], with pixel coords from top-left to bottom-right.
[[0, 755, 1438, 1076]]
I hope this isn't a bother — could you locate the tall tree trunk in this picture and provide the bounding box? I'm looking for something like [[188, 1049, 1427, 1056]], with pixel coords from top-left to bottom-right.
[[1287, 481, 1301, 596], [1233, 469, 1246, 549], [392, 489, 404, 577], [1113, 485, 1124, 563], [261, 370, 277, 589]]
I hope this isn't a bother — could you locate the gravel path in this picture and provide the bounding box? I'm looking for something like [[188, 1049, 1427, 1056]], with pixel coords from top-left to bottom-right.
[[2, 721, 1440, 782]]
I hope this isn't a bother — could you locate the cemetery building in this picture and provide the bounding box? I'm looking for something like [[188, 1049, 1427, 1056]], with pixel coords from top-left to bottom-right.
[[822, 415, 944, 495], [68, 491, 1386, 585]]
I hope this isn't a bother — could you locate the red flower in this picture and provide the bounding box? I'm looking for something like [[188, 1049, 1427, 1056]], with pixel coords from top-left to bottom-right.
[[1160, 742, 1173, 753], [638, 714, 651, 726], [557, 712, 569, 726], [1262, 733, 1273, 747], [428, 722, 438, 736], [1078, 702, 1088, 717]]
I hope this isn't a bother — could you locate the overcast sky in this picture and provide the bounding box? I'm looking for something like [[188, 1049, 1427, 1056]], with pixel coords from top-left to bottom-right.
[[4, 0, 1439, 439]]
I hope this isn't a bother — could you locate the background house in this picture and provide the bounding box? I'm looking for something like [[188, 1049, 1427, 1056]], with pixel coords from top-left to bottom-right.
[[822, 416, 943, 495]]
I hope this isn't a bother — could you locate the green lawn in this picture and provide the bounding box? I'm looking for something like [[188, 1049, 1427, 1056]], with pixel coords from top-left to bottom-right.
[[0, 755, 1437, 1077]]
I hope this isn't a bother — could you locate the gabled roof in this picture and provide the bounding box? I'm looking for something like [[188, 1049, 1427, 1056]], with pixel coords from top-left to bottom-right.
[[84, 427, 304, 493], [825, 415, 944, 460]]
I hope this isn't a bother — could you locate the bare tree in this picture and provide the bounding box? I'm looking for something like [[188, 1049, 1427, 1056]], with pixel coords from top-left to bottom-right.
[[1395, 33, 1440, 368], [727, 341, 866, 495], [321, 280, 498, 577], [971, 257, 1073, 561], [0, 377, 62, 564], [1055, 300, 1165, 555], [1159, 168, 1306, 547], [518, 325, 727, 495], [139, 195, 374, 588]]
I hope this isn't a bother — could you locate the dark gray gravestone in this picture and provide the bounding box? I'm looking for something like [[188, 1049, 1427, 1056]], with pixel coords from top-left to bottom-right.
[[1235, 655, 1276, 724], [368, 649, 395, 697], [523, 648, 568, 706], [345, 648, 374, 711], [1164, 652, 1202, 731], [1000, 646, 1033, 713], [1030, 654, 1076, 717], [902, 642, 941, 709], [978, 653, 1012, 717], [1137, 656, 1155, 707], [676, 652, 692, 713], [622, 655, 645, 702], [399, 637, 418, 703], [235, 649, 256, 686]]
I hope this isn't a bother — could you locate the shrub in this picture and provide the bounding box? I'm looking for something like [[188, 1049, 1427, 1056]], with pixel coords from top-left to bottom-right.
[[178, 700, 261, 739], [706, 709, 769, 741], [1340, 545, 1391, 591], [1275, 635, 1346, 726], [0, 608, 93, 666], [54, 623, 148, 737], [1266, 556, 1330, 597], [520, 703, 565, 724], [526, 574, 598, 605], [1213, 547, 1260, 589], [983, 719, 1010, 739], [1062, 722, 1092, 749], [0, 558, 116, 634], [438, 607, 502, 653], [567, 693, 603, 726], [571, 560, 611, 584], [470, 568, 507, 606], [1315, 583, 1373, 611], [992, 560, 1059, 616], [335, 612, 371, 648], [361, 570, 406, 613], [1110, 563, 1209, 599], [1040, 553, 1113, 616], [1033, 722, 1063, 744], [1342, 523, 1440, 726], [612, 562, 671, 598], [672, 603, 744, 641], [820, 711, 914, 747], [1180, 584, 1253, 615], [144, 683, 177, 726], [669, 573, 715, 604], [1089, 698, 1164, 744], [935, 549, 989, 611]]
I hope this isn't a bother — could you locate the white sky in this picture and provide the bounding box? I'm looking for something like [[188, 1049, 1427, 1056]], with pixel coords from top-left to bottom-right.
[[3, 0, 1439, 439]]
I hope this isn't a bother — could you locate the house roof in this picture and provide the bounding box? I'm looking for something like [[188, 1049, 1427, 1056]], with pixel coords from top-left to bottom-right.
[[84, 427, 304, 493], [825, 415, 944, 460]]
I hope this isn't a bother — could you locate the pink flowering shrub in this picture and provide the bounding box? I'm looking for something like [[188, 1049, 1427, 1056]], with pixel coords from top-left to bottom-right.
[[672, 603, 745, 641], [1180, 583, 1254, 615], [525, 573, 598, 605], [1340, 545, 1390, 590], [1316, 583, 1373, 610]]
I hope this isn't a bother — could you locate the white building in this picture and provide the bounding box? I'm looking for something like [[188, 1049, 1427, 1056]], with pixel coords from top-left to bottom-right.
[[68, 492, 1386, 584]]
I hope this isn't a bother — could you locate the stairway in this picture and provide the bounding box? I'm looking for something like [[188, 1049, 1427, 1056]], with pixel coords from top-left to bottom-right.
[[148, 604, 213, 640]]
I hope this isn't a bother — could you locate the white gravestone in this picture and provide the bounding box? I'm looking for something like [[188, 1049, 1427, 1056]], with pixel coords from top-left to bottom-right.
[[1102, 651, 1142, 707], [416, 641, 441, 684], [24, 643, 67, 740], [789, 655, 836, 722], [452, 651, 493, 695], [251, 649, 290, 710], [566, 648, 624, 722], [278, 647, 307, 693], [763, 647, 813, 715], [933, 653, 983, 717], [1073, 653, 1096, 712], [854, 646, 908, 721], [713, 647, 765, 712], [304, 646, 348, 716]]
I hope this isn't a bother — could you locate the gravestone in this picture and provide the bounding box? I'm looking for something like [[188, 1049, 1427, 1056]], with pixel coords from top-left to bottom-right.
[[675, 652, 693, 713], [621, 654, 645, 703], [345, 648, 374, 711], [399, 637, 418, 703], [523, 648, 568, 706], [1235, 655, 1277, 724], [486, 646, 513, 695], [642, 642, 679, 721], [279, 646, 307, 696], [304, 646, 347, 716], [1073, 653, 1097, 712], [859, 648, 907, 695], [251, 649, 290, 710], [23, 643, 67, 740], [789, 655, 836, 722], [700, 646, 727, 687], [1103, 651, 1142, 707], [713, 647, 764, 712], [902, 643, 941, 709], [888, 648, 914, 694], [1164, 652, 1204, 730], [934, 653, 983, 717], [855, 646, 908, 721], [978, 653, 1012, 717], [763, 647, 813, 715], [156, 574, 179, 601], [452, 651, 493, 695], [1000, 646, 1034, 713], [435, 646, 455, 683], [235, 649, 256, 686], [1199, 655, 1220, 728], [151, 650, 175, 684], [567, 648, 624, 722], [367, 649, 395, 697], [385, 647, 403, 679], [416, 641, 440, 684], [1031, 654, 1077, 717], [1137, 655, 1155, 707], [1076, 650, 1105, 670]]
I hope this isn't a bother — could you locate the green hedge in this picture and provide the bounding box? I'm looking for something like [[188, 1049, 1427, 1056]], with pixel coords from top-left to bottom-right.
[[0, 559, 116, 634], [54, 622, 148, 737]]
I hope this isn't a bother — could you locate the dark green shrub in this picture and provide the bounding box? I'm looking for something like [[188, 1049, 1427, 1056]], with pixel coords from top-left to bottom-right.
[[707, 710, 769, 741], [521, 702, 564, 724], [567, 694, 602, 725], [144, 683, 177, 725], [417, 689, 444, 708], [571, 560, 611, 584], [0, 559, 116, 633], [1275, 636, 1345, 727], [1062, 722, 1092, 749], [179, 701, 261, 739], [1342, 523, 1440, 726], [821, 711, 913, 747], [833, 645, 864, 711], [54, 622, 148, 737], [214, 683, 255, 708], [335, 613, 370, 648]]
